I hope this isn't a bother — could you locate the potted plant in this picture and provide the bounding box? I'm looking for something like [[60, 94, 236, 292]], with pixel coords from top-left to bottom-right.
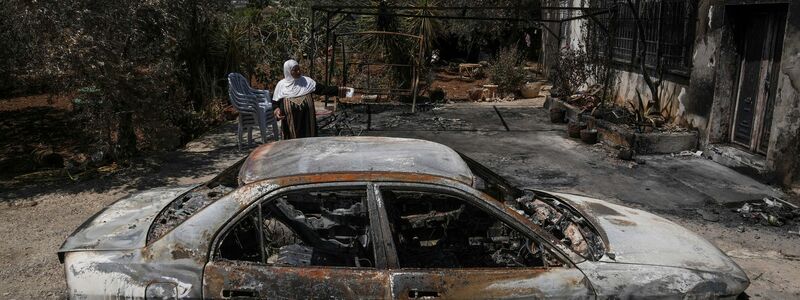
[[580, 118, 599, 144], [580, 128, 599, 144], [550, 107, 566, 123], [567, 121, 585, 138]]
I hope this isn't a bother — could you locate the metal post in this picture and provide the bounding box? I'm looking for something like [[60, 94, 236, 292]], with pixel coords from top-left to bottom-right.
[[654, 0, 663, 69], [411, 35, 423, 113], [310, 9, 316, 78], [330, 34, 337, 87], [341, 38, 347, 87], [324, 11, 331, 106]]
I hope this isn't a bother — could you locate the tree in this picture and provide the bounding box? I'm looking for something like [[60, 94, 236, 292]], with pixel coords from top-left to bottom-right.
[[625, 0, 663, 117]]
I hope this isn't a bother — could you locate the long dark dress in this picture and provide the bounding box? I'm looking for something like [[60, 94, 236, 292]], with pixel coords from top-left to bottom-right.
[[274, 83, 339, 140]]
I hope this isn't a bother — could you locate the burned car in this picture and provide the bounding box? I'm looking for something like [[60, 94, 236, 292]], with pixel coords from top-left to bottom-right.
[[59, 137, 748, 299]]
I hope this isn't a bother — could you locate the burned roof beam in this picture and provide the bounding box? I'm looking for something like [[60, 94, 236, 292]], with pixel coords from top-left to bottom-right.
[[320, 10, 557, 23], [311, 5, 597, 11]]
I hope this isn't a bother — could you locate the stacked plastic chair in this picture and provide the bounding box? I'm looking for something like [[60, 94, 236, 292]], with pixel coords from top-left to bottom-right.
[[227, 73, 280, 149]]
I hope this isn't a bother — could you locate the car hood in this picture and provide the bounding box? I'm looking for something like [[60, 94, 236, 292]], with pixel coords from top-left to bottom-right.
[[59, 185, 196, 253], [550, 192, 745, 276]]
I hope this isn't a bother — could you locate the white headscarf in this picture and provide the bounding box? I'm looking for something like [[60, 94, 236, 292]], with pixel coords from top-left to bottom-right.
[[272, 59, 316, 101]]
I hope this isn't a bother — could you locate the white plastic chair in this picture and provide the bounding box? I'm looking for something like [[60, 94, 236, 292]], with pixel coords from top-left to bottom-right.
[[227, 73, 280, 149]]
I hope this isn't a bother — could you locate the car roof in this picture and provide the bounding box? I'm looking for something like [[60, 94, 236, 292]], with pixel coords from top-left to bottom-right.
[[239, 136, 475, 186]]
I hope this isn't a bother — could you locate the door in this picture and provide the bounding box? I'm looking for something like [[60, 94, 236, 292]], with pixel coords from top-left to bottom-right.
[[376, 185, 593, 299], [731, 6, 786, 154], [203, 186, 391, 299]]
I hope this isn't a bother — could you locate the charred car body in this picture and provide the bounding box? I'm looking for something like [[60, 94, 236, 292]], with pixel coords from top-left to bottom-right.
[[59, 137, 748, 299]]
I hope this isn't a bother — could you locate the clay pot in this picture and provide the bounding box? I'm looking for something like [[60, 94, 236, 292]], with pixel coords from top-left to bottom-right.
[[549, 108, 566, 123], [618, 148, 635, 161], [468, 88, 483, 101], [567, 121, 585, 138], [580, 129, 599, 144], [520, 82, 544, 98]]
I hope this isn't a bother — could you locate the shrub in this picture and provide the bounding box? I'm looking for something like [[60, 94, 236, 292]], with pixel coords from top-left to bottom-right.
[[429, 88, 446, 102], [550, 48, 590, 97], [488, 47, 526, 95]]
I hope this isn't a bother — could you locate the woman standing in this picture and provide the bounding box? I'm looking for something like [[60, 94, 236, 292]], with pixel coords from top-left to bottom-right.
[[272, 59, 347, 139]]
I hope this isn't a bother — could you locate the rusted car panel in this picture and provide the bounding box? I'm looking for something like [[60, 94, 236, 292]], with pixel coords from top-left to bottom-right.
[[239, 136, 474, 186], [203, 261, 391, 298], [390, 268, 592, 299], [59, 185, 196, 252]]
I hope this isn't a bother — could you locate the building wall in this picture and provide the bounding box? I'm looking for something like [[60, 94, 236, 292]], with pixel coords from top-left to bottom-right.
[[607, 70, 689, 126], [542, 0, 800, 187], [767, 0, 800, 186], [685, 1, 724, 136]]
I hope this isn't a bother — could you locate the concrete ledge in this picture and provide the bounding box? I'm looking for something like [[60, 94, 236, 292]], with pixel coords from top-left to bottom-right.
[[548, 96, 698, 154], [704, 144, 775, 183], [633, 131, 699, 154], [544, 95, 582, 123]]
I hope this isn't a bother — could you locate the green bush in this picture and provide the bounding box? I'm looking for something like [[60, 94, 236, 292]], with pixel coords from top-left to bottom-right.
[[488, 47, 526, 94], [550, 48, 591, 97]]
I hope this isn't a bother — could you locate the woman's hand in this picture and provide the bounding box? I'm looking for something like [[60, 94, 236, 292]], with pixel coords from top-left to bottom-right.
[[338, 87, 354, 98]]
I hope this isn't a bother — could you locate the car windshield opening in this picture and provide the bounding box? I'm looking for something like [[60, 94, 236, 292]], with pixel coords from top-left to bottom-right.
[[509, 191, 606, 261]]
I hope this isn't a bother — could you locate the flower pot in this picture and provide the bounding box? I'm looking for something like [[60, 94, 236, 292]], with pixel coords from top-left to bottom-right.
[[567, 121, 585, 138], [580, 129, 599, 144], [520, 82, 544, 98], [549, 108, 566, 123], [617, 148, 635, 161]]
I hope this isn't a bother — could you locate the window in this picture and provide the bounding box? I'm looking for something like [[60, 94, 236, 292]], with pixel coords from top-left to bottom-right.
[[217, 188, 376, 268], [381, 189, 562, 268], [591, 0, 695, 75], [218, 209, 262, 262]]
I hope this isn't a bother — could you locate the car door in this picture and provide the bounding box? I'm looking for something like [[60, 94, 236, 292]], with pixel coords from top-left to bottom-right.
[[203, 184, 391, 299], [374, 183, 594, 299]]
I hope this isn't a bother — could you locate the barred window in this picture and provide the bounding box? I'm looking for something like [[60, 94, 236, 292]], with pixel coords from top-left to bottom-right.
[[594, 0, 696, 75]]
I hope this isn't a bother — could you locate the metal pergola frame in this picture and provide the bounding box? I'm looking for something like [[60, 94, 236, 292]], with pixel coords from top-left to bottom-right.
[[309, 3, 614, 112], [332, 31, 425, 111]]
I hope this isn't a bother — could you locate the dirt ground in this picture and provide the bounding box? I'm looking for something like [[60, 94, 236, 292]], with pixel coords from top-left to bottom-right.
[[0, 94, 87, 184], [1, 98, 799, 298], [0, 124, 245, 299]]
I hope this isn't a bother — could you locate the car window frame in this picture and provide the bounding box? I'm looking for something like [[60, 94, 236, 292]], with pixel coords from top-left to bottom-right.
[[208, 182, 389, 270], [373, 182, 579, 269], [456, 151, 523, 201]]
